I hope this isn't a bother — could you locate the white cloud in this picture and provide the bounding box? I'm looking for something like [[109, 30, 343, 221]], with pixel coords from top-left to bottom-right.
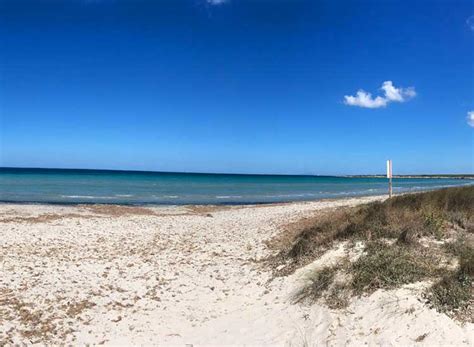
[[207, 0, 228, 5], [381, 81, 416, 101], [344, 81, 416, 109], [467, 16, 474, 31], [344, 90, 388, 108], [467, 111, 474, 127]]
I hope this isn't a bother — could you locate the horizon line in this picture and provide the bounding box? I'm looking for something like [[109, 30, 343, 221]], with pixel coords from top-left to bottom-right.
[[1, 166, 473, 178]]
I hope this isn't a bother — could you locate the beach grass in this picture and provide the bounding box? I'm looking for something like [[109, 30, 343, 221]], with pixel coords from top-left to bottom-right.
[[349, 241, 437, 294], [425, 243, 473, 321], [285, 186, 473, 262], [275, 185, 474, 321]]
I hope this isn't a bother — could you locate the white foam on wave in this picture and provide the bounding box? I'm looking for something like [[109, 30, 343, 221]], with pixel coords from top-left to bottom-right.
[[61, 195, 114, 199], [151, 195, 179, 199]]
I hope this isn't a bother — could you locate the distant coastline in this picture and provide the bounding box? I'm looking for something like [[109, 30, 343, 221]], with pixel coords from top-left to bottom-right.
[[348, 174, 474, 179]]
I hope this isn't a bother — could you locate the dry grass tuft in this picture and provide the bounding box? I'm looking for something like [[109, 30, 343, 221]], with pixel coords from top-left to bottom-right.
[[0, 213, 97, 224], [186, 205, 232, 215], [396, 228, 421, 246], [325, 283, 351, 309], [80, 204, 158, 216], [292, 266, 337, 304]]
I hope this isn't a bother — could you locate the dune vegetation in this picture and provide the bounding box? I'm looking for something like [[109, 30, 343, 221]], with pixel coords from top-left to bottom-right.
[[273, 185, 474, 322]]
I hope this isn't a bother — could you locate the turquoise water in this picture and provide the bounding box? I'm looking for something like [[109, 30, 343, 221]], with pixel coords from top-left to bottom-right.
[[0, 168, 471, 205]]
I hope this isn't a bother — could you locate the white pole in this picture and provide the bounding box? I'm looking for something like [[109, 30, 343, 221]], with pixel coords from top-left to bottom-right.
[[387, 160, 393, 198]]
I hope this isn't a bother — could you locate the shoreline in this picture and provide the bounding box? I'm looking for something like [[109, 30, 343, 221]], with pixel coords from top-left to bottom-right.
[[0, 194, 384, 208], [1, 193, 471, 345]]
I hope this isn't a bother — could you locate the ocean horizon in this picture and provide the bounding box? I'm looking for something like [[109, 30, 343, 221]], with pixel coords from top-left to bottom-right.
[[1, 167, 471, 205]]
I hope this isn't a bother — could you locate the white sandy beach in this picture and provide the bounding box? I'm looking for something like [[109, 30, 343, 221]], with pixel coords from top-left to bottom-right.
[[0, 196, 472, 346]]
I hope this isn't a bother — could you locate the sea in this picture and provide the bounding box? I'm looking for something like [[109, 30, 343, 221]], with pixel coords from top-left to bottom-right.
[[0, 168, 471, 205]]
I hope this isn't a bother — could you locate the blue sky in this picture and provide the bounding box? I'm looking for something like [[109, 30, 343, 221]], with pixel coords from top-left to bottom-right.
[[1, 0, 473, 175]]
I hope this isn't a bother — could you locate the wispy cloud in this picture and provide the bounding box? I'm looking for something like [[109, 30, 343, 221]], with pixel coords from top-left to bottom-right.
[[467, 111, 474, 127], [467, 16, 474, 31], [207, 0, 229, 5], [344, 81, 416, 109]]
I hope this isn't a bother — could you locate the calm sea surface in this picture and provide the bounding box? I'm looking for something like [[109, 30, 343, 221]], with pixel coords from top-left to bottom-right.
[[0, 168, 471, 205]]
